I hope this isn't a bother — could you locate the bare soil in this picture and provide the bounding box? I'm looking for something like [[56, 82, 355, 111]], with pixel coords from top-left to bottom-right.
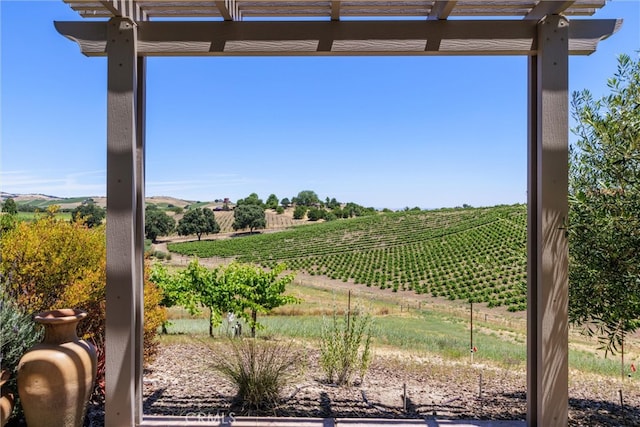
[[141, 339, 640, 426]]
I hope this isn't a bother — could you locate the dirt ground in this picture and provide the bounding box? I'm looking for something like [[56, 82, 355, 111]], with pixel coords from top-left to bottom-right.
[[143, 239, 640, 426], [141, 339, 640, 426]]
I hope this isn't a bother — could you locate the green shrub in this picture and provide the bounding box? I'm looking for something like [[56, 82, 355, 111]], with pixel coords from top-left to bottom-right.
[[211, 339, 304, 411], [0, 217, 167, 403], [319, 305, 373, 385], [0, 291, 43, 417], [152, 250, 168, 260]]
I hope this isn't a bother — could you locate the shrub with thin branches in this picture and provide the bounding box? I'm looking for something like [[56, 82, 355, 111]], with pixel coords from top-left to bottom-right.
[[211, 339, 304, 411], [319, 305, 373, 385]]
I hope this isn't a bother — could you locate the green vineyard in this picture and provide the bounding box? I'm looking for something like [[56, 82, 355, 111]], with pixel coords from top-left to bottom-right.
[[168, 204, 528, 311]]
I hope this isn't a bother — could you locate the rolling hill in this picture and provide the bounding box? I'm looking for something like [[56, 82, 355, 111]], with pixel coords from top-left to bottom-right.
[[168, 204, 528, 311]]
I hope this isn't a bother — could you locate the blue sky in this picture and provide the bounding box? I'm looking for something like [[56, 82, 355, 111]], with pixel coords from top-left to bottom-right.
[[1, 1, 638, 210]]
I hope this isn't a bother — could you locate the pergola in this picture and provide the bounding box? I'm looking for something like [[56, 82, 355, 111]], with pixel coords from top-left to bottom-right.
[[55, 1, 620, 426]]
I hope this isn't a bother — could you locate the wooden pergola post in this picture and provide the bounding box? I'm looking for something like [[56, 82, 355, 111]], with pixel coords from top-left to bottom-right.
[[105, 16, 144, 427], [527, 14, 570, 427]]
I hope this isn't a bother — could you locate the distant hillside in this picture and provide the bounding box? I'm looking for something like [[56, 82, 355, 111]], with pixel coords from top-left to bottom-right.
[[169, 204, 527, 311], [0, 193, 216, 211]]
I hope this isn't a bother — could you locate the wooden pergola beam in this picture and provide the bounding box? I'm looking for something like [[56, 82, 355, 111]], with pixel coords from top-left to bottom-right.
[[55, 18, 620, 57]]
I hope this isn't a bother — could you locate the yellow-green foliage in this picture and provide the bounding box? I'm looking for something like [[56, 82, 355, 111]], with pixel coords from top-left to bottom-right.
[[0, 215, 106, 339], [144, 259, 167, 362], [0, 216, 166, 363]]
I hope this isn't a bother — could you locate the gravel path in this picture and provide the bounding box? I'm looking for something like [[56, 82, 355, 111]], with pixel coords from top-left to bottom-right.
[[140, 340, 640, 427]]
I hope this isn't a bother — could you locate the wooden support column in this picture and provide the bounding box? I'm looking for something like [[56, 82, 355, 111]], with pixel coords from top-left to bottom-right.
[[134, 55, 146, 425], [106, 16, 139, 427], [527, 14, 569, 427]]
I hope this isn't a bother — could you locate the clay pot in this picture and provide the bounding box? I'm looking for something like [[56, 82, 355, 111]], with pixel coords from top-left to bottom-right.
[[17, 309, 97, 427], [0, 370, 14, 427]]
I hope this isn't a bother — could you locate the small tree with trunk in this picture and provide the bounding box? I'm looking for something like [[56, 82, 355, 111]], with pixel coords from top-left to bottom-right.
[[233, 263, 298, 337], [177, 207, 220, 241], [145, 206, 175, 243], [232, 204, 266, 233]]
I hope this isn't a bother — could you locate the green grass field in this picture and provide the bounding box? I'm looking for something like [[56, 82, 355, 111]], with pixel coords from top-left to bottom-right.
[[15, 211, 72, 221], [162, 303, 627, 379]]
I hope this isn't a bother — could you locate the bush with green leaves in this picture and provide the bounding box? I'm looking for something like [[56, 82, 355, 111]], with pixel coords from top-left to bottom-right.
[[292, 205, 307, 220], [212, 339, 304, 411], [319, 304, 373, 385], [0, 291, 43, 414], [307, 207, 326, 221]]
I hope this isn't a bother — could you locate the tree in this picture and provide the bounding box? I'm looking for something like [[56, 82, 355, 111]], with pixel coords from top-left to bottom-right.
[[177, 207, 220, 241], [150, 261, 298, 337], [325, 197, 340, 210], [235, 263, 298, 337], [307, 206, 326, 221], [232, 204, 266, 233], [293, 205, 307, 220], [292, 190, 321, 207], [177, 260, 241, 336], [265, 193, 279, 210], [236, 192, 263, 207], [280, 197, 291, 208], [1, 197, 17, 215], [145, 206, 175, 243], [71, 200, 105, 228], [568, 53, 640, 355]]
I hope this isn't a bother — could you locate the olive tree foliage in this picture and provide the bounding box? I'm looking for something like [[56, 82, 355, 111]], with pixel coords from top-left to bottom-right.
[[568, 53, 640, 355], [177, 207, 220, 241], [232, 204, 266, 233], [145, 205, 176, 243]]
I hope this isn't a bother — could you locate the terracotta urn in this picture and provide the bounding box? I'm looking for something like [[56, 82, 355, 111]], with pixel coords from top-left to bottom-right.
[[17, 309, 97, 427], [0, 370, 14, 427]]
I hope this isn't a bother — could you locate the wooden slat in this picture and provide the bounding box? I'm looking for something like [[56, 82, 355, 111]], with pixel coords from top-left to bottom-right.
[[429, 0, 457, 20], [331, 0, 340, 20], [215, 1, 233, 19], [64, 0, 608, 21], [525, 0, 574, 20], [55, 18, 621, 57]]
